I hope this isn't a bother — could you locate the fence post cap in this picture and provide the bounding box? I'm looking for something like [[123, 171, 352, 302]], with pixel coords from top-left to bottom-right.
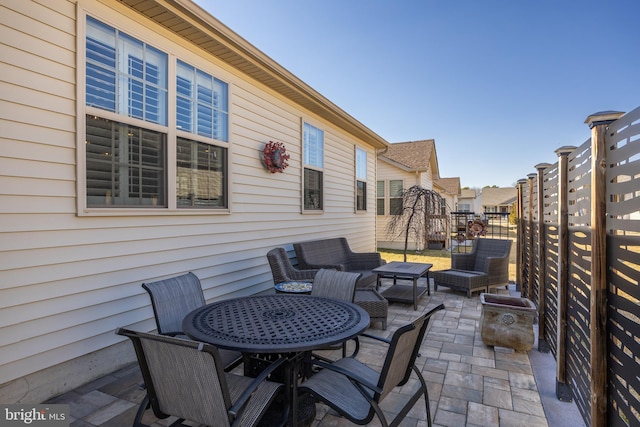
[[585, 111, 625, 128], [555, 146, 576, 155], [527, 173, 537, 180], [535, 163, 552, 170]]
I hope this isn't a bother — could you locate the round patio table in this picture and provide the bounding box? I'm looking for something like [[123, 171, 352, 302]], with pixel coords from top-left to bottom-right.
[[182, 294, 369, 353], [182, 294, 369, 426]]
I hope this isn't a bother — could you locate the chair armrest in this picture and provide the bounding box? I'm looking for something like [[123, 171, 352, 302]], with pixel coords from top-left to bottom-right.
[[359, 332, 391, 345], [228, 356, 286, 417], [305, 359, 383, 395], [345, 252, 385, 270], [451, 253, 475, 270], [484, 257, 510, 283], [288, 268, 319, 281], [299, 262, 346, 271]]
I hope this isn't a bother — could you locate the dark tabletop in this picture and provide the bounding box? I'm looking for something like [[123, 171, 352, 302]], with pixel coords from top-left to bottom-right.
[[373, 261, 433, 277], [182, 294, 370, 353]]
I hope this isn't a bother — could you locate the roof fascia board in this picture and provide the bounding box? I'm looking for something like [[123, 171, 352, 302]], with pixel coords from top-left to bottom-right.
[[141, 0, 390, 149]]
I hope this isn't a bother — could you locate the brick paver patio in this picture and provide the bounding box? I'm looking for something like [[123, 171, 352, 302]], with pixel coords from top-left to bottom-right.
[[47, 281, 583, 426]]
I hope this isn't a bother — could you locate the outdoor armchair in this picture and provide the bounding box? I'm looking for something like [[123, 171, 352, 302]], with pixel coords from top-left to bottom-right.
[[300, 304, 445, 427], [433, 238, 512, 297], [142, 272, 242, 371], [266, 247, 319, 284], [116, 328, 286, 427]]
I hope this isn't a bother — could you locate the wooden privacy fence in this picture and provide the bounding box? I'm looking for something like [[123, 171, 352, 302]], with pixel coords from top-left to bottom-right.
[[517, 108, 640, 427]]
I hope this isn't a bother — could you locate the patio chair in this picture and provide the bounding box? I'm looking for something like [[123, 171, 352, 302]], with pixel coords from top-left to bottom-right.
[[311, 268, 361, 302], [300, 304, 445, 427], [266, 247, 319, 285], [142, 272, 242, 371], [116, 328, 287, 427], [432, 238, 512, 297], [311, 269, 362, 358]]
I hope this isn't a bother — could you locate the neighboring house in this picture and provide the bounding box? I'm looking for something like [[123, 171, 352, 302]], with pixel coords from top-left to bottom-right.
[[0, 0, 389, 403], [481, 186, 518, 213], [434, 177, 461, 215], [457, 188, 481, 213], [376, 140, 457, 250]]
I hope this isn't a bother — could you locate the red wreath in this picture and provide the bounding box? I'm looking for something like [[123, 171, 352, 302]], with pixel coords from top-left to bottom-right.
[[263, 141, 290, 173], [466, 219, 487, 239]]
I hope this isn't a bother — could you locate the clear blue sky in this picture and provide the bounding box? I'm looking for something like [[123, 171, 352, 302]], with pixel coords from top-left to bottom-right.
[[193, 0, 640, 188]]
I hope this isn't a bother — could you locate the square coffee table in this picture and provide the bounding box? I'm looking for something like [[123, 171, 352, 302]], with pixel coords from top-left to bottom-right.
[[373, 262, 432, 310]]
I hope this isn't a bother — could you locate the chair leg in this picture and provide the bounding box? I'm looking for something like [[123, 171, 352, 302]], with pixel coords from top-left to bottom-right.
[[133, 393, 150, 427]]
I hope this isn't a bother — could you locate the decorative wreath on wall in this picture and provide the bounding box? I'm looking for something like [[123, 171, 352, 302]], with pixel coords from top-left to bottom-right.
[[263, 141, 290, 173], [466, 219, 487, 239]]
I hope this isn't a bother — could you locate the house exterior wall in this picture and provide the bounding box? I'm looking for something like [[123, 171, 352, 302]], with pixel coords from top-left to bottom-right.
[[0, 0, 381, 402], [375, 161, 430, 250]]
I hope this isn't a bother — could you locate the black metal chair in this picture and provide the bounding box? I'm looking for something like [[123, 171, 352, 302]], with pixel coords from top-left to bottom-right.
[[266, 247, 319, 285], [142, 272, 242, 371], [300, 304, 445, 427], [116, 328, 287, 427]]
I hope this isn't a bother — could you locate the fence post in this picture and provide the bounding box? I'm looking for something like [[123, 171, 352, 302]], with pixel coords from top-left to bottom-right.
[[585, 111, 624, 427], [555, 146, 576, 401], [516, 179, 528, 293], [535, 163, 551, 353], [526, 173, 537, 301]]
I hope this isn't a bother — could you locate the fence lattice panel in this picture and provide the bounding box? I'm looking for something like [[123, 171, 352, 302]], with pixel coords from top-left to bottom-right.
[[543, 162, 559, 356], [565, 137, 593, 424], [566, 228, 592, 425], [521, 184, 532, 297], [530, 175, 541, 308], [605, 107, 640, 427]]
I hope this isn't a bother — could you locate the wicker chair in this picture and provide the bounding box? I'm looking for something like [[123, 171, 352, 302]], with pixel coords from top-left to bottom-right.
[[433, 238, 512, 297], [266, 247, 319, 285], [116, 328, 286, 427], [142, 272, 242, 371], [300, 304, 445, 427]]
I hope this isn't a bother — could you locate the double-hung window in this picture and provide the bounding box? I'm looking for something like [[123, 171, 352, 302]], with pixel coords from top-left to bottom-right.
[[355, 147, 367, 211], [376, 181, 385, 215], [85, 17, 168, 208], [176, 61, 228, 208], [389, 180, 404, 215], [303, 122, 324, 211], [84, 16, 229, 211]]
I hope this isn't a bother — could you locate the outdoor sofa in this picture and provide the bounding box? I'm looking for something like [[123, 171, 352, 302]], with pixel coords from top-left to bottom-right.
[[293, 237, 385, 289]]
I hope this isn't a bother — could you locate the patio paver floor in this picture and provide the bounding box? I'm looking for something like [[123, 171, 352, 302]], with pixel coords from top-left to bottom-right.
[[46, 281, 585, 427]]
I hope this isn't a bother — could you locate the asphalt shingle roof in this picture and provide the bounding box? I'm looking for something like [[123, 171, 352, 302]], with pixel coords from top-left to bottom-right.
[[381, 140, 435, 171]]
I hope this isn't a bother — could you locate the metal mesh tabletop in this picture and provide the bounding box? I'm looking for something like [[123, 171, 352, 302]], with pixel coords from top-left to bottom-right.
[[182, 294, 370, 353]]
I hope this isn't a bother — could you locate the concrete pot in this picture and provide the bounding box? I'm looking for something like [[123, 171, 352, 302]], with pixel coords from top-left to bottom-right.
[[480, 293, 536, 351]]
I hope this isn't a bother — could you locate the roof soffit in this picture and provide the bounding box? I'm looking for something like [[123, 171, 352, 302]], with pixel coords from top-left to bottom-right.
[[117, 0, 388, 149]]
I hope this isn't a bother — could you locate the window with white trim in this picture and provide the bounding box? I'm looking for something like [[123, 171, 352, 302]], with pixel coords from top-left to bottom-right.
[[376, 180, 385, 215], [84, 16, 229, 210], [303, 122, 323, 210], [389, 180, 404, 215], [355, 147, 367, 211]]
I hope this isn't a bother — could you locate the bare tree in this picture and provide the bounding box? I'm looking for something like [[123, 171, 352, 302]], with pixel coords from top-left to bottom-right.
[[386, 185, 450, 261]]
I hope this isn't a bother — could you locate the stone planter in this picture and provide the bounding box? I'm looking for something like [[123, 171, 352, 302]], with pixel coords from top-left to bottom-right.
[[480, 293, 536, 351]]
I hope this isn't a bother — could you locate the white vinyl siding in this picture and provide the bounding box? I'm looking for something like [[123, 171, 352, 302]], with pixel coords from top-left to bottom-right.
[[0, 0, 380, 399]]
